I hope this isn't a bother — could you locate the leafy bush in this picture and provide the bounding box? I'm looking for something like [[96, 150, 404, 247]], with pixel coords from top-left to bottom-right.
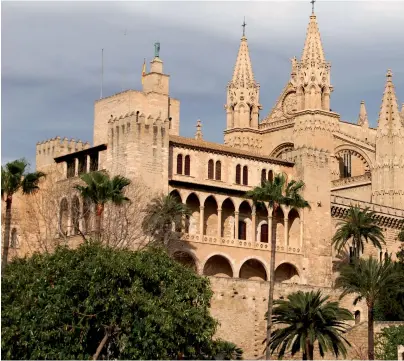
[[375, 325, 404, 360], [2, 242, 229, 360]]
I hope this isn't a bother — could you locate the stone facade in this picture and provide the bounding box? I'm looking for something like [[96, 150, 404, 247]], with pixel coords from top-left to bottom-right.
[[5, 9, 404, 360]]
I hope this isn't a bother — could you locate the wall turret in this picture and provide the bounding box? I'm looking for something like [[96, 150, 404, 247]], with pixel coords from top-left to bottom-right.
[[106, 109, 170, 192]]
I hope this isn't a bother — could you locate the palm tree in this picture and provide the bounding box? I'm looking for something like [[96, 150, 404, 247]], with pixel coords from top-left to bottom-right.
[[332, 206, 384, 260], [1, 159, 45, 270], [142, 194, 190, 248], [74, 171, 131, 243], [336, 257, 404, 360], [213, 340, 244, 360], [267, 290, 352, 360], [246, 173, 310, 359]]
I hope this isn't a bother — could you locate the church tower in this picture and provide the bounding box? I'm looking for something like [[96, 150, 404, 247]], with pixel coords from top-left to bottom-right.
[[224, 21, 262, 153], [372, 70, 404, 208], [287, 7, 340, 287]]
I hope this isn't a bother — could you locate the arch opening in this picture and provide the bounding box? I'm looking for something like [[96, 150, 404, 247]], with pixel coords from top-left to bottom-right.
[[172, 251, 197, 272], [204, 196, 218, 237], [274, 263, 300, 284], [239, 259, 267, 281], [59, 198, 69, 236], [203, 255, 233, 278], [221, 198, 235, 238], [185, 193, 200, 234]]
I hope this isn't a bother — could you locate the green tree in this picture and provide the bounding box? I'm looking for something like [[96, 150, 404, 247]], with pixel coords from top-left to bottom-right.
[[375, 325, 404, 360], [142, 194, 191, 248], [332, 206, 384, 259], [74, 171, 131, 243], [266, 290, 352, 360], [212, 340, 243, 360], [336, 257, 404, 360], [246, 173, 310, 359], [1, 242, 235, 360], [1, 159, 45, 270]]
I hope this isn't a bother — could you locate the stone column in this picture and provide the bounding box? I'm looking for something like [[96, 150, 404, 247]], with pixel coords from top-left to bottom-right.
[[86, 155, 91, 173], [300, 212, 304, 248], [251, 206, 256, 243], [284, 218, 289, 247], [234, 211, 239, 240], [74, 158, 79, 177], [199, 206, 205, 236], [217, 207, 222, 238]]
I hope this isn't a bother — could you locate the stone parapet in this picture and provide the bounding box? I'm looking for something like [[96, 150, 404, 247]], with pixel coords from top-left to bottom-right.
[[331, 173, 371, 189]]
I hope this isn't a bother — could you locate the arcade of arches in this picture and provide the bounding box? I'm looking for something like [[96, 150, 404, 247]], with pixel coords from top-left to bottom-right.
[[170, 189, 303, 284]]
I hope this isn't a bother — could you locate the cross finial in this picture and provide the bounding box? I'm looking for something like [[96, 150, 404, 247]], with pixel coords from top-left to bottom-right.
[[242, 17, 247, 37], [310, 0, 316, 14]]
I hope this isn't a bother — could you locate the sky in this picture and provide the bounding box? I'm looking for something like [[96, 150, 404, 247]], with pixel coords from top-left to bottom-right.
[[2, 1, 404, 169]]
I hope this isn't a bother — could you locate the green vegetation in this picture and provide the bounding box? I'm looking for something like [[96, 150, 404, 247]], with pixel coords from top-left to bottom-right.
[[246, 173, 310, 359], [375, 325, 404, 360], [1, 158, 45, 270], [1, 243, 240, 360], [74, 171, 131, 242], [267, 290, 352, 360], [336, 257, 404, 360], [332, 206, 385, 259]]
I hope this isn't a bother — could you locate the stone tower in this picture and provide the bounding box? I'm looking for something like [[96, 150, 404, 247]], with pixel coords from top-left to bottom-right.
[[224, 26, 262, 153], [372, 70, 404, 208], [288, 11, 340, 286]]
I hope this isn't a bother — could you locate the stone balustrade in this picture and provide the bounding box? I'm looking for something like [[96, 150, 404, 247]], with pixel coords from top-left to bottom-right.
[[180, 232, 302, 255]]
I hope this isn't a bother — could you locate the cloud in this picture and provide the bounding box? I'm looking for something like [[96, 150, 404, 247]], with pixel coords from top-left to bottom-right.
[[2, 1, 404, 167]]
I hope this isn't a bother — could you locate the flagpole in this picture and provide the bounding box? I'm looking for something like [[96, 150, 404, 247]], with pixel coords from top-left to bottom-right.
[[100, 48, 104, 99]]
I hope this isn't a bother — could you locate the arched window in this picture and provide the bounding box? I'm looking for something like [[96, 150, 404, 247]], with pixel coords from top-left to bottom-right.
[[10, 228, 17, 248], [261, 169, 267, 186], [208, 159, 214, 179], [268, 170, 274, 183], [260, 224, 268, 243], [176, 154, 183, 175], [215, 161, 222, 181], [184, 155, 191, 176], [60, 198, 69, 236], [242, 166, 248, 185], [354, 310, 361, 325], [238, 221, 247, 240], [71, 196, 80, 235], [235, 164, 241, 184]]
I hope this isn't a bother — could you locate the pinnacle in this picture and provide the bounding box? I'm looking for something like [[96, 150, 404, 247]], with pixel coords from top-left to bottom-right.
[[301, 13, 325, 63], [377, 69, 402, 131], [358, 100, 369, 128], [231, 35, 255, 88]]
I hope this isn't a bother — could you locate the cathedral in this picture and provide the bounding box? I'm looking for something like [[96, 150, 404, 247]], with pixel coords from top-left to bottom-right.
[[8, 7, 404, 359]]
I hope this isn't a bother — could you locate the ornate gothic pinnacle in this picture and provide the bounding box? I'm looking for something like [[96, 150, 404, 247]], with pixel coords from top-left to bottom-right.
[[358, 100, 369, 128], [301, 13, 325, 63], [195, 119, 203, 140]]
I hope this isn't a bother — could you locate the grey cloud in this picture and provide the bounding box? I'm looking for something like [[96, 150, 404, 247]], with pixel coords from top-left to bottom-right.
[[2, 1, 404, 168]]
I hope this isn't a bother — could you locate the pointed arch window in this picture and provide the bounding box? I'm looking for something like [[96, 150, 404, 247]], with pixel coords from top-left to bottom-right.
[[242, 166, 248, 185], [208, 159, 214, 179], [184, 155, 191, 176], [235, 164, 241, 184], [215, 161, 222, 181], [343, 153, 352, 178], [177, 154, 183, 175], [261, 169, 267, 186]]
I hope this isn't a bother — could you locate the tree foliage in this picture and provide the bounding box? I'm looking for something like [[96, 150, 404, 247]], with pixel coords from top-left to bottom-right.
[[1, 243, 232, 360], [267, 290, 352, 360], [375, 325, 404, 360], [336, 257, 404, 360], [1, 158, 45, 269], [332, 206, 385, 258]]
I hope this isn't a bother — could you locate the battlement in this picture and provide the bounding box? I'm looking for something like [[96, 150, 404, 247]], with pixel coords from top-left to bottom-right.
[[36, 136, 91, 169]]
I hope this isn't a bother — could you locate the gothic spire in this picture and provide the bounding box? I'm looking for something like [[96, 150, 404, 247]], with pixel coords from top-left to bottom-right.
[[195, 119, 203, 140], [358, 100, 369, 128], [377, 69, 402, 133], [231, 34, 255, 88], [301, 13, 325, 63]]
